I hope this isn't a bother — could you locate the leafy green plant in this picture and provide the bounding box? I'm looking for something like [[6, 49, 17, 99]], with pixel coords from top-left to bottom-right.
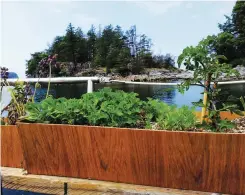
[[1, 81, 33, 125], [22, 88, 145, 127], [22, 97, 86, 125], [156, 105, 196, 131], [177, 37, 242, 131], [21, 88, 198, 130], [143, 98, 172, 128], [80, 88, 145, 128]]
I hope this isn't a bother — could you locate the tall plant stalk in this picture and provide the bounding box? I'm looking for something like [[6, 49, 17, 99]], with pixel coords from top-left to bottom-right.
[[46, 61, 52, 98], [32, 79, 41, 102], [45, 54, 57, 98]]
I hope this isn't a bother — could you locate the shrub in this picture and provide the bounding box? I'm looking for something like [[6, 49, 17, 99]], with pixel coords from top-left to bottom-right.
[[23, 97, 86, 125], [157, 105, 196, 131], [80, 88, 145, 127], [145, 99, 196, 130]]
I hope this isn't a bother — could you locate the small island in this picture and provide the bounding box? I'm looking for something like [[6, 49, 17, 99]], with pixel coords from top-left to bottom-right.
[[25, 2, 245, 82]]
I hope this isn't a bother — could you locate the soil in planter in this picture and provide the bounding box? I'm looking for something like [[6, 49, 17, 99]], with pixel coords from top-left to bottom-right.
[[151, 117, 245, 133], [193, 117, 245, 133], [229, 117, 245, 133]]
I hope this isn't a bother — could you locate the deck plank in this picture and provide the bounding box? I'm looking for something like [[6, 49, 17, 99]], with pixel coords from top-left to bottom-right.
[[1, 167, 228, 195]]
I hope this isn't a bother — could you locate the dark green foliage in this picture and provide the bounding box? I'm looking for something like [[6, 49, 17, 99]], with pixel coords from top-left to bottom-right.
[[26, 24, 174, 77], [206, 1, 245, 67], [22, 97, 86, 125], [145, 99, 196, 130], [22, 88, 197, 130], [64, 23, 77, 67], [153, 54, 175, 68], [26, 52, 48, 77], [87, 25, 97, 61], [157, 105, 196, 131], [144, 98, 170, 122], [80, 88, 144, 127]]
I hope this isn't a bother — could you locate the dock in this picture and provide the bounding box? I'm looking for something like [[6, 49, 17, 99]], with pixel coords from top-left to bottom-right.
[[1, 167, 224, 195]]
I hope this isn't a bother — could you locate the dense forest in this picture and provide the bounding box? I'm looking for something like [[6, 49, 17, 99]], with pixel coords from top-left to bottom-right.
[[26, 25, 175, 77]]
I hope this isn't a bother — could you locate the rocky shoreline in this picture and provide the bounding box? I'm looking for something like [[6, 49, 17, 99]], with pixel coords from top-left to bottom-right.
[[75, 66, 245, 82], [110, 65, 245, 82]]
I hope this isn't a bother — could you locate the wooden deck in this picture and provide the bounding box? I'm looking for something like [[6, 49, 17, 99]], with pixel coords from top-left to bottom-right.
[[1, 167, 227, 195]]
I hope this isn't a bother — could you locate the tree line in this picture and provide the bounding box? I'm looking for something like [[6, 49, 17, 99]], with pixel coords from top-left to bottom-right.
[[196, 1, 245, 67], [26, 24, 175, 77]]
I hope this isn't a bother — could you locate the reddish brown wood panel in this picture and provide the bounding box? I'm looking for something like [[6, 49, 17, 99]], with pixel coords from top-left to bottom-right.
[[1, 125, 24, 168], [17, 123, 245, 195]]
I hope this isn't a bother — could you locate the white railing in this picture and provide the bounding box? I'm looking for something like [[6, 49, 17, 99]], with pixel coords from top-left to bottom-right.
[[6, 77, 111, 93], [4, 77, 245, 93]]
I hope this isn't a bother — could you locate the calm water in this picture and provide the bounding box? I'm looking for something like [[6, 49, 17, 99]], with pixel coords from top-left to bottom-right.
[[34, 82, 245, 110], [2, 83, 245, 116]]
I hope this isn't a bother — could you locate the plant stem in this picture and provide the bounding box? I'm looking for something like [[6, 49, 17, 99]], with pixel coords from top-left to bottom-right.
[[32, 78, 40, 102], [200, 73, 212, 123], [46, 62, 52, 98], [4, 81, 22, 115]]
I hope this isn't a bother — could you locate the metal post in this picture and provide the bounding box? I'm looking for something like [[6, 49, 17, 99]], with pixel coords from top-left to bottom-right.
[[87, 79, 93, 93]]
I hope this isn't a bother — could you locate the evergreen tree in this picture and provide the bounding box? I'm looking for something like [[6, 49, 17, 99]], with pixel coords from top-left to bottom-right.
[[87, 25, 97, 62], [64, 23, 77, 68], [26, 52, 48, 77], [25, 23, 174, 77], [210, 1, 245, 66], [75, 27, 87, 64]]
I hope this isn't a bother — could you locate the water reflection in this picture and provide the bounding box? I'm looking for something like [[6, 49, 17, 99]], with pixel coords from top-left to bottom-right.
[[33, 87, 56, 102], [33, 83, 245, 110]]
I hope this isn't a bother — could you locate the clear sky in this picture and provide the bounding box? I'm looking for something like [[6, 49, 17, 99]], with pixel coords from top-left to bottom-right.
[[1, 0, 236, 78]]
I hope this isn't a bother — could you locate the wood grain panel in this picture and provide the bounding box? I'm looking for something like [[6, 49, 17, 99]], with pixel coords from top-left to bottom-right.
[[1, 125, 24, 168], [17, 123, 245, 195]]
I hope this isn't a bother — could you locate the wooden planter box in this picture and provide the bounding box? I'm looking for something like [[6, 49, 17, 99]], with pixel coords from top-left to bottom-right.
[[1, 125, 25, 168], [17, 123, 245, 195]]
